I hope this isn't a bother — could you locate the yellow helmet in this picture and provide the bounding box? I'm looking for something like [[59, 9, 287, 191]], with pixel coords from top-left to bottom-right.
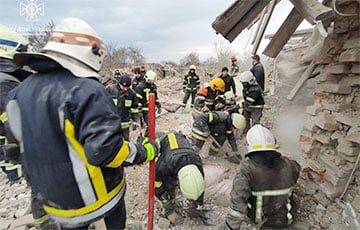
[[210, 77, 225, 92], [178, 164, 205, 200], [0, 24, 29, 72]]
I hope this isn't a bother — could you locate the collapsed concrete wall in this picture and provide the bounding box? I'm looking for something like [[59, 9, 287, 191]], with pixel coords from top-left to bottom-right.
[[300, 0, 360, 199]]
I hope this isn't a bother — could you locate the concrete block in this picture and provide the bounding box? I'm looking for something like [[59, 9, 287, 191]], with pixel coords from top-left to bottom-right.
[[339, 76, 360, 87], [322, 101, 351, 112], [317, 83, 352, 94], [334, 112, 357, 127], [346, 127, 360, 144], [317, 72, 339, 83], [339, 48, 360, 63], [315, 112, 339, 131], [343, 37, 360, 49], [306, 158, 326, 174], [313, 132, 331, 144], [328, 64, 349, 74]]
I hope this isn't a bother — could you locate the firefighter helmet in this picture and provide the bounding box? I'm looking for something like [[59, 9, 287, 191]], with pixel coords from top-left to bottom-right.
[[189, 65, 196, 70], [178, 164, 205, 200], [209, 78, 225, 92], [246, 124, 276, 153], [144, 70, 157, 82], [230, 55, 237, 62], [13, 18, 106, 78], [231, 113, 246, 130], [239, 71, 256, 85], [0, 24, 30, 72]]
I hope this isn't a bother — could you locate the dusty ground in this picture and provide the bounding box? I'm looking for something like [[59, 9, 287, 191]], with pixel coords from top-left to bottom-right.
[[0, 72, 356, 230]]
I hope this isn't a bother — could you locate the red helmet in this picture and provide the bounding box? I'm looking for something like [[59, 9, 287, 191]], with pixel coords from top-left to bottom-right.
[[230, 55, 237, 61]]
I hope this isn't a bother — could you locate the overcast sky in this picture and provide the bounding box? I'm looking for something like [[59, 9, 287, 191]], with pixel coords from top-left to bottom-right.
[[2, 0, 312, 63]]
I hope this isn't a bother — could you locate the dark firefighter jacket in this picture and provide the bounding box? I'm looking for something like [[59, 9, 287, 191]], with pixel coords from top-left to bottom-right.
[[219, 75, 236, 95], [116, 86, 140, 129], [250, 62, 265, 91], [155, 132, 204, 201], [135, 82, 160, 111], [193, 86, 218, 114], [183, 72, 200, 92], [6, 65, 149, 227], [226, 151, 300, 229], [131, 75, 144, 90], [192, 111, 233, 142], [242, 83, 264, 111]]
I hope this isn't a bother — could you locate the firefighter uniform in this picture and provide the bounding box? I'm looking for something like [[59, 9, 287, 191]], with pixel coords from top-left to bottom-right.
[[135, 81, 161, 126], [182, 66, 200, 108], [242, 82, 265, 133], [220, 125, 300, 229], [132, 67, 144, 89]]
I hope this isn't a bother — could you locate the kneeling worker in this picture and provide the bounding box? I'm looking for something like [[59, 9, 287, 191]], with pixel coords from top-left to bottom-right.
[[155, 131, 213, 226]]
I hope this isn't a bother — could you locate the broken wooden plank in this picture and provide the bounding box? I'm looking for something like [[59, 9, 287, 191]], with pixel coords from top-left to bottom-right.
[[212, 0, 258, 37], [252, 0, 276, 54], [265, 28, 314, 40], [289, 0, 333, 24], [251, 6, 267, 45], [263, 7, 304, 58], [226, 0, 271, 42], [287, 61, 317, 100]]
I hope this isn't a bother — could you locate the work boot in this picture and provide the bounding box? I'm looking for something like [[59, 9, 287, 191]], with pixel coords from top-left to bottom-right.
[[224, 152, 242, 164]]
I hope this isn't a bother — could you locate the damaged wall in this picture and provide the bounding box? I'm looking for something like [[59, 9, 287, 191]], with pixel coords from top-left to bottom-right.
[[300, 0, 360, 199]]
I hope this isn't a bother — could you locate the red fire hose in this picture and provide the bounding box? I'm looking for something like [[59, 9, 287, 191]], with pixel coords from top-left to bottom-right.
[[147, 93, 156, 230]]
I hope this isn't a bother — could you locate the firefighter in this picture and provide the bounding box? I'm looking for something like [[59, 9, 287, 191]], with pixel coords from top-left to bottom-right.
[[155, 131, 213, 226], [6, 18, 160, 229], [192, 77, 225, 118], [250, 54, 265, 91], [214, 91, 241, 114], [219, 125, 301, 229], [230, 55, 240, 78], [181, 65, 200, 108], [239, 71, 265, 135], [132, 67, 144, 89], [191, 111, 246, 164], [135, 69, 161, 127], [116, 74, 140, 140], [219, 67, 236, 96]]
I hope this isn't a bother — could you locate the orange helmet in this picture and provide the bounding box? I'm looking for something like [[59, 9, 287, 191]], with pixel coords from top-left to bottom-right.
[[230, 55, 237, 62], [210, 78, 225, 92]]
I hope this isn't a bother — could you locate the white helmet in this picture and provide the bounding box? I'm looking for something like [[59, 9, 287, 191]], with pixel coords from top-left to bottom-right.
[[239, 71, 256, 85], [246, 124, 276, 153], [144, 70, 157, 82], [0, 24, 30, 72], [14, 18, 106, 78], [178, 164, 205, 200], [224, 91, 234, 101], [189, 65, 196, 70], [231, 113, 246, 130]]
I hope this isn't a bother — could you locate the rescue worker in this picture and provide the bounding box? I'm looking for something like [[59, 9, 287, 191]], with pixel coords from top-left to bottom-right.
[[0, 24, 61, 229], [6, 18, 160, 229], [132, 67, 144, 89], [219, 125, 301, 229], [239, 71, 265, 135], [214, 91, 241, 114], [181, 65, 200, 108], [219, 67, 236, 96], [192, 77, 225, 117], [230, 55, 240, 78], [135, 69, 161, 127], [250, 54, 265, 91], [191, 111, 246, 164], [114, 68, 121, 80], [116, 74, 140, 140], [155, 131, 213, 226], [140, 65, 146, 76]]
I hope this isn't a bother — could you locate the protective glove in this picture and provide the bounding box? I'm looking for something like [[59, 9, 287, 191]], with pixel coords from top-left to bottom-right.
[[160, 199, 184, 226], [142, 137, 160, 161], [188, 205, 215, 226]]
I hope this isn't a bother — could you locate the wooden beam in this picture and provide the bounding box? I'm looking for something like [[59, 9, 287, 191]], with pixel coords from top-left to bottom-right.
[[251, 6, 267, 45], [212, 1, 258, 37], [263, 7, 304, 58], [287, 61, 317, 100], [265, 28, 314, 40], [252, 0, 276, 54], [226, 0, 271, 42], [289, 0, 333, 24]]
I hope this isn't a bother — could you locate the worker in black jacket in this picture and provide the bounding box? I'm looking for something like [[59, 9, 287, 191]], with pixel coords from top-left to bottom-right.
[[135, 70, 161, 127], [116, 74, 140, 140], [155, 131, 213, 226], [6, 18, 160, 229], [239, 71, 265, 134], [132, 67, 144, 89], [219, 67, 236, 96], [181, 65, 200, 108], [250, 54, 265, 91]]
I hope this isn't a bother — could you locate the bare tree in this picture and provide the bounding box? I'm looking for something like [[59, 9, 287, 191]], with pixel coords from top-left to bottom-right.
[[179, 51, 201, 66], [28, 21, 55, 51], [127, 46, 146, 64]]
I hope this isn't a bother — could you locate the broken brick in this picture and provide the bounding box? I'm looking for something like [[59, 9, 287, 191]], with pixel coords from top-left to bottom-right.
[[346, 127, 360, 144], [323, 169, 348, 187], [317, 83, 352, 94], [343, 37, 360, 49], [305, 102, 322, 116], [338, 76, 360, 87], [319, 181, 344, 199], [339, 48, 360, 63], [314, 112, 339, 131], [351, 64, 360, 73], [306, 158, 326, 174], [327, 64, 348, 74], [333, 112, 357, 127], [313, 132, 331, 144]]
